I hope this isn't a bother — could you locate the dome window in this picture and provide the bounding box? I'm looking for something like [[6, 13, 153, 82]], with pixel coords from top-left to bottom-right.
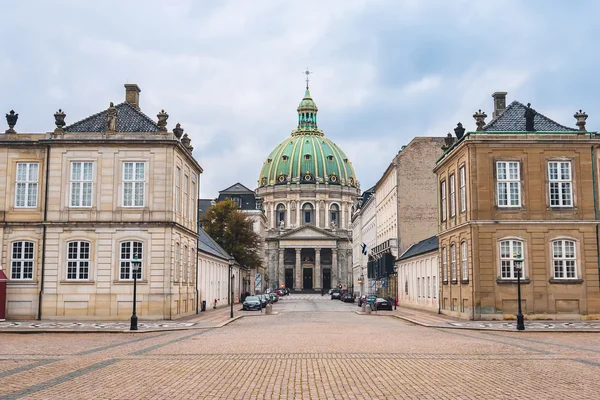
[[304, 154, 311, 161], [282, 155, 289, 162], [278, 174, 287, 183], [327, 155, 334, 162], [261, 177, 267, 185], [329, 174, 338, 183], [343, 158, 348, 163], [349, 177, 355, 185], [303, 173, 313, 181], [267, 158, 272, 163]]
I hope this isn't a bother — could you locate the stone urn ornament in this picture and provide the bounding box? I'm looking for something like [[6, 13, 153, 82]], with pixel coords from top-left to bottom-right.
[[574, 110, 588, 132], [157, 110, 169, 132], [5, 110, 18, 133], [54, 109, 66, 133], [473, 109, 487, 131], [173, 122, 184, 139]]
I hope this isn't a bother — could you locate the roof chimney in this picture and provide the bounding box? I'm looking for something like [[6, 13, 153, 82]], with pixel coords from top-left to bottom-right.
[[492, 92, 507, 119], [124, 84, 141, 110]]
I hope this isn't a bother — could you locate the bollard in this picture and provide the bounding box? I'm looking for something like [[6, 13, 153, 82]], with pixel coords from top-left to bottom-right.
[[365, 304, 371, 315], [266, 303, 273, 315], [361, 303, 366, 313]]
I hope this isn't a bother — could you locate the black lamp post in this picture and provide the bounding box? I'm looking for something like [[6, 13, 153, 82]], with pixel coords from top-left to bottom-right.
[[229, 258, 235, 319], [130, 253, 141, 331], [514, 252, 525, 331]]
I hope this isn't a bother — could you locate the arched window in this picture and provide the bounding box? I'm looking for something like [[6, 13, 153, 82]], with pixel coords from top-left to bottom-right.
[[120, 241, 143, 280], [303, 203, 314, 225], [67, 241, 90, 280], [277, 204, 286, 226], [11, 241, 34, 280], [330, 204, 339, 226], [552, 240, 576, 279], [499, 239, 524, 279]]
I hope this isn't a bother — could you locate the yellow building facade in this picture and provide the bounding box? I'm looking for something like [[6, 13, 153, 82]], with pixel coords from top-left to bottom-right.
[[1, 84, 202, 320], [435, 93, 600, 320]]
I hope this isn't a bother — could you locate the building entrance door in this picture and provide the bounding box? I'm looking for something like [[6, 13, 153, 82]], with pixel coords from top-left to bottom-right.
[[303, 268, 313, 290], [322, 269, 331, 290], [285, 269, 294, 289]]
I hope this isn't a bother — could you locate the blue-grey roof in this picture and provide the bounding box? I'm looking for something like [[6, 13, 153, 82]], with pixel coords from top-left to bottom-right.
[[397, 235, 438, 261], [65, 102, 160, 133], [197, 228, 231, 261], [483, 101, 577, 132]]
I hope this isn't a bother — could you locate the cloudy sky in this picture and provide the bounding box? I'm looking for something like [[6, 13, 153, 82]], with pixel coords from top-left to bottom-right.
[[1, 0, 599, 198]]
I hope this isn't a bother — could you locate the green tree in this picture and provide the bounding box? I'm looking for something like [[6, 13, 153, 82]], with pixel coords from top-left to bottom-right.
[[201, 199, 262, 270]]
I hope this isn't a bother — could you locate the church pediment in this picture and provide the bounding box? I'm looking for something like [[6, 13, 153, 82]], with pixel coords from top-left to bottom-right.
[[279, 225, 337, 240]]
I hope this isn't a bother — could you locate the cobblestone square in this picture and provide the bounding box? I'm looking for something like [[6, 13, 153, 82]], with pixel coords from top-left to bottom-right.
[[1, 295, 598, 399]]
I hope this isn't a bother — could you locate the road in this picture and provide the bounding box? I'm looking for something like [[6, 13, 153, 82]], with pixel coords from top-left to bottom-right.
[[0, 294, 598, 399]]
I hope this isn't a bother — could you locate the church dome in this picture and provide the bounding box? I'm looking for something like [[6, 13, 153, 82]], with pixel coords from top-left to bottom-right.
[[258, 88, 358, 188]]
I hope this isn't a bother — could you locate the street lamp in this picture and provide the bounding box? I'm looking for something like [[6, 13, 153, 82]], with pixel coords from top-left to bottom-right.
[[130, 253, 141, 331], [513, 253, 525, 331], [393, 265, 398, 310]]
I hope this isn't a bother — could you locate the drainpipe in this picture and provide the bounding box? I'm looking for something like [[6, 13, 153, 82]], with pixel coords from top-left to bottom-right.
[[196, 199, 200, 314], [37, 144, 51, 320], [592, 146, 600, 288]]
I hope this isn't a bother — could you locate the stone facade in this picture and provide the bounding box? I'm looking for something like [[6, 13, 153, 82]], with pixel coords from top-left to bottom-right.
[[435, 94, 600, 320], [1, 84, 201, 320]]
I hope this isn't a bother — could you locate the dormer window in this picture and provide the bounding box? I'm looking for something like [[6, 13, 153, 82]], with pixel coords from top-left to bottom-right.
[[304, 154, 311, 161], [303, 173, 313, 182], [278, 174, 287, 183], [282, 155, 289, 162], [343, 158, 348, 163], [267, 158, 272, 164], [327, 155, 334, 162]]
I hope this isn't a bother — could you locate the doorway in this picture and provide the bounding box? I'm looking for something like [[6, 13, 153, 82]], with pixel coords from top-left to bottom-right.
[[303, 268, 313, 290], [285, 269, 294, 289], [322, 269, 331, 290]]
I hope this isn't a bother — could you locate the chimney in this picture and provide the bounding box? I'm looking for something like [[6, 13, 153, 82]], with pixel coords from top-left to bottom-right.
[[124, 84, 141, 110], [492, 92, 507, 119]]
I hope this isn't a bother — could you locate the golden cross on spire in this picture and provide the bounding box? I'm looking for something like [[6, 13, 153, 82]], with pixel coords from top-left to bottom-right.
[[304, 67, 312, 90]]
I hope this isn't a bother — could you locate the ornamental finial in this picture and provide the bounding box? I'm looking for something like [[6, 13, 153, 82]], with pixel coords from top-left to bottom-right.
[[304, 67, 312, 90]]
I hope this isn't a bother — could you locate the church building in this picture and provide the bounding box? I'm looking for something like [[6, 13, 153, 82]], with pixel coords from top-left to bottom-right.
[[256, 84, 360, 292]]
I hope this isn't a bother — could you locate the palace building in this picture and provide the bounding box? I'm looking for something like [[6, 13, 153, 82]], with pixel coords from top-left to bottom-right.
[[256, 85, 360, 292], [1, 84, 201, 320]]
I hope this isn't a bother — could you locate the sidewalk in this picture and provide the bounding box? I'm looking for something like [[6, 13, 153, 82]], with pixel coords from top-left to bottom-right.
[[0, 304, 249, 333], [360, 306, 600, 332]]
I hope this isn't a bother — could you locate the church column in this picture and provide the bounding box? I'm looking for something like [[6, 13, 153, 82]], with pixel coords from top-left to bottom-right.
[[340, 203, 345, 229], [332, 248, 338, 286], [316, 202, 320, 228], [315, 248, 321, 289], [271, 205, 276, 229], [278, 248, 284, 288], [286, 201, 291, 228], [297, 205, 301, 228], [295, 248, 302, 290]]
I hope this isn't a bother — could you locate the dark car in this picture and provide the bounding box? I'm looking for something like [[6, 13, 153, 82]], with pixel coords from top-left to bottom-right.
[[358, 295, 377, 307], [242, 296, 262, 311], [330, 289, 342, 300], [341, 293, 355, 303], [374, 298, 393, 311], [258, 294, 268, 308], [269, 293, 279, 303]]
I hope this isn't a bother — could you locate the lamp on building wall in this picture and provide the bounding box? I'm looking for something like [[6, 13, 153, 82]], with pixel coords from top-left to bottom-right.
[[357, 274, 364, 285], [130, 253, 141, 331], [513, 253, 525, 331]]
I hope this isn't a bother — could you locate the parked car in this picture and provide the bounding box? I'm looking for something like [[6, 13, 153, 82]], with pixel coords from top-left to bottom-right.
[[328, 289, 334, 295], [359, 295, 377, 307], [242, 296, 262, 311], [374, 298, 393, 311], [330, 289, 342, 300], [341, 293, 355, 303], [258, 295, 268, 308], [276, 289, 284, 296], [269, 293, 279, 303]]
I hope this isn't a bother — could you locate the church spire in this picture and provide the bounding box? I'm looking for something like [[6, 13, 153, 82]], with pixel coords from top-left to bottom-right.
[[297, 69, 319, 132]]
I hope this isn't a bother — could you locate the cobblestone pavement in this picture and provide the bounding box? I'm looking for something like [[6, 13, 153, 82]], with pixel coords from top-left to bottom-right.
[[1, 295, 599, 399]]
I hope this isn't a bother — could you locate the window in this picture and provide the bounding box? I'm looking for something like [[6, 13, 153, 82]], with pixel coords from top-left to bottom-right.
[[120, 241, 143, 280], [440, 180, 447, 221], [303, 203, 314, 224], [70, 162, 93, 207], [433, 276, 437, 298], [330, 204, 339, 225], [67, 241, 90, 280], [123, 162, 145, 207], [191, 174, 197, 223], [174, 243, 180, 282], [15, 162, 39, 208], [461, 241, 468, 281], [441, 247, 447, 282], [500, 240, 524, 279], [549, 161, 572, 207], [183, 175, 189, 218], [497, 161, 521, 207], [175, 167, 180, 212], [417, 277, 420, 297], [450, 244, 457, 281], [427, 277, 430, 298], [459, 166, 466, 212], [450, 175, 456, 217], [11, 241, 34, 280], [552, 240, 577, 279], [277, 204, 286, 224], [183, 245, 188, 282]]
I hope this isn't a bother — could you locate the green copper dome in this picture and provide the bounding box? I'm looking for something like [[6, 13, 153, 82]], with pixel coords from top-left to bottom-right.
[[258, 88, 358, 188]]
